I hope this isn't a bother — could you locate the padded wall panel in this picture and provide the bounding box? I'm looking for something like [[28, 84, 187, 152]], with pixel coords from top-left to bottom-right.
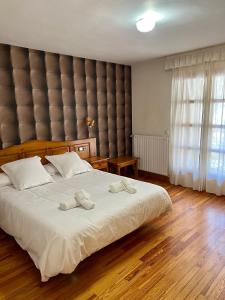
[[0, 45, 19, 148], [116, 65, 125, 156], [85, 59, 98, 150], [60, 55, 77, 140], [124, 66, 132, 155], [29, 49, 51, 140], [0, 43, 132, 156], [107, 63, 117, 157], [73, 57, 88, 139], [97, 61, 108, 157], [11, 46, 36, 142], [45, 52, 65, 141]]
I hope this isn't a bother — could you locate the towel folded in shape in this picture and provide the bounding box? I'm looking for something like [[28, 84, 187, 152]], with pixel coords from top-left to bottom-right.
[[75, 189, 95, 210], [121, 178, 137, 194], [109, 181, 124, 193], [109, 178, 137, 194], [59, 198, 78, 210]]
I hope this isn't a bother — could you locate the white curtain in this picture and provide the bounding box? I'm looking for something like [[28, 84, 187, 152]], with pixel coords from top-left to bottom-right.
[[165, 44, 225, 70], [170, 62, 225, 195]]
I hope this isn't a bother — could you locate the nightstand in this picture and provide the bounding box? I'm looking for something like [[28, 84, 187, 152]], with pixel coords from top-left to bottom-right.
[[85, 156, 109, 172], [108, 156, 138, 178]]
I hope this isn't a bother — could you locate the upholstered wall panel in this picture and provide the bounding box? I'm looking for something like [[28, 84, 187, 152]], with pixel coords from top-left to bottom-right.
[[0, 43, 132, 157], [107, 63, 117, 157], [11, 46, 36, 143], [0, 45, 19, 148], [45, 52, 65, 141], [29, 49, 51, 140], [124, 66, 132, 155], [85, 59, 98, 144], [73, 57, 88, 140], [97, 61, 108, 157], [116, 65, 125, 156], [60, 55, 77, 141]]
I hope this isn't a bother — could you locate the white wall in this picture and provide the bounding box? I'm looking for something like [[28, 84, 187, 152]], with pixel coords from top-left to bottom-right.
[[132, 57, 172, 136]]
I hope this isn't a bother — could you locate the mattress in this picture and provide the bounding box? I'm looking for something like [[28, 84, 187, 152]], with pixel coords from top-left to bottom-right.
[[0, 170, 172, 281]]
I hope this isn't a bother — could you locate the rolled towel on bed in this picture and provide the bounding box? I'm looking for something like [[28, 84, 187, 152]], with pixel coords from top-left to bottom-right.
[[109, 181, 124, 193], [121, 178, 137, 194], [59, 198, 78, 210], [75, 189, 95, 210]]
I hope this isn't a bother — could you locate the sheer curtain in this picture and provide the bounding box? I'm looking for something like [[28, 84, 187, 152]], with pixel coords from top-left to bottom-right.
[[206, 62, 225, 194], [170, 62, 225, 195]]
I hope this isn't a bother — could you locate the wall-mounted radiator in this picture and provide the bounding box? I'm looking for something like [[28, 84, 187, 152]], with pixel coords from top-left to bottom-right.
[[133, 134, 169, 176]]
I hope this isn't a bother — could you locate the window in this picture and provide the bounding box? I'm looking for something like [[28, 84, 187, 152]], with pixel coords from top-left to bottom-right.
[[208, 73, 225, 178], [170, 62, 225, 194]]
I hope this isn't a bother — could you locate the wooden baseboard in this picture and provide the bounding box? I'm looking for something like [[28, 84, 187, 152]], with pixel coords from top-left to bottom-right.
[[138, 170, 169, 182]]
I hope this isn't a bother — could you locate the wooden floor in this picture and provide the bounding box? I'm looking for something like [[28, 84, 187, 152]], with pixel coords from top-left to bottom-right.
[[1, 175, 225, 300]]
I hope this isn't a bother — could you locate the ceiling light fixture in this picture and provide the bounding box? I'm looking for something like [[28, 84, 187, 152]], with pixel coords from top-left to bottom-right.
[[136, 17, 155, 32], [136, 11, 162, 33]]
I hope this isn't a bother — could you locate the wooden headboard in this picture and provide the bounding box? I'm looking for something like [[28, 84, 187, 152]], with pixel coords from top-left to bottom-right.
[[0, 138, 96, 168]]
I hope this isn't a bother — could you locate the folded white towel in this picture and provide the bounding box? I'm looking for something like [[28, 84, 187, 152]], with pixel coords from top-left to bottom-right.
[[121, 178, 137, 194], [108, 178, 137, 194], [109, 181, 124, 193], [75, 189, 95, 210], [59, 198, 78, 210]]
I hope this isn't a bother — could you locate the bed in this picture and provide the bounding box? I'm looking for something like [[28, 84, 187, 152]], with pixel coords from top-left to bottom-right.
[[0, 139, 172, 282]]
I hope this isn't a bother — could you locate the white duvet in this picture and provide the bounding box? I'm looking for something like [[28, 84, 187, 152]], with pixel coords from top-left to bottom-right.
[[0, 170, 172, 281]]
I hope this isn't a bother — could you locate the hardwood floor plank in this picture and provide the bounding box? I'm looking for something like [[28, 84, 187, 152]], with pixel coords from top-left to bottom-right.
[[205, 265, 225, 299]]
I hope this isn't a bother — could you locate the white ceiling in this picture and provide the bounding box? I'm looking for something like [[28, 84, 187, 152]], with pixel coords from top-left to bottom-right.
[[0, 0, 224, 65]]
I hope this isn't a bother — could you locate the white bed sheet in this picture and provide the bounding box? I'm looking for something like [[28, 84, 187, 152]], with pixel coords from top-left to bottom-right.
[[0, 170, 172, 281]]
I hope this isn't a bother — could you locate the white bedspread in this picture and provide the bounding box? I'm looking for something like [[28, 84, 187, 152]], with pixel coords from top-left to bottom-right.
[[0, 170, 172, 281]]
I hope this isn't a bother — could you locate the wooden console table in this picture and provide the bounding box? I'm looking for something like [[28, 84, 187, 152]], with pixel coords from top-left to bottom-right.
[[108, 156, 138, 178]]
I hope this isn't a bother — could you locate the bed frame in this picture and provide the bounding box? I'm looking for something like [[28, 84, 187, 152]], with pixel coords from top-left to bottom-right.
[[0, 138, 96, 168]]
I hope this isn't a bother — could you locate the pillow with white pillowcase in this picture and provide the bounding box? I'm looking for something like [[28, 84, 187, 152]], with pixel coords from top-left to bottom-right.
[[1, 156, 54, 190], [45, 152, 91, 178], [0, 173, 12, 187], [82, 160, 93, 171]]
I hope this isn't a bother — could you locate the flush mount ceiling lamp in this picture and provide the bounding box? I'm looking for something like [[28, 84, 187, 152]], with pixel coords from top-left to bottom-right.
[[136, 11, 162, 33], [136, 17, 155, 32]]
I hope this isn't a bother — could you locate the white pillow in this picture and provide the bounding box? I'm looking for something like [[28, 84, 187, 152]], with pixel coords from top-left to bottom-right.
[[82, 160, 93, 171], [1, 156, 54, 190], [0, 173, 12, 187], [44, 163, 59, 175], [45, 152, 90, 178]]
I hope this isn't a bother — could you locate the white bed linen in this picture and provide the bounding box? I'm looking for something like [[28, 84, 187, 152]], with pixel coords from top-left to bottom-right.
[[0, 170, 172, 281]]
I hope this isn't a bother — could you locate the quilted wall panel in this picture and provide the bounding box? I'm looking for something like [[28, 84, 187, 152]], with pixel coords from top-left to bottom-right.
[[11, 46, 37, 143], [29, 49, 51, 140], [0, 43, 132, 157], [74, 57, 88, 140], [0, 45, 19, 148]]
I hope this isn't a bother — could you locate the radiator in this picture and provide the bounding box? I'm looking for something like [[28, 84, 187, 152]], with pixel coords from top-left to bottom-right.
[[133, 134, 169, 176]]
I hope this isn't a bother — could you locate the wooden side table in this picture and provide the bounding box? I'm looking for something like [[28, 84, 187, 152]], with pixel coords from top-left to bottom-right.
[[108, 156, 138, 178], [85, 156, 109, 172]]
